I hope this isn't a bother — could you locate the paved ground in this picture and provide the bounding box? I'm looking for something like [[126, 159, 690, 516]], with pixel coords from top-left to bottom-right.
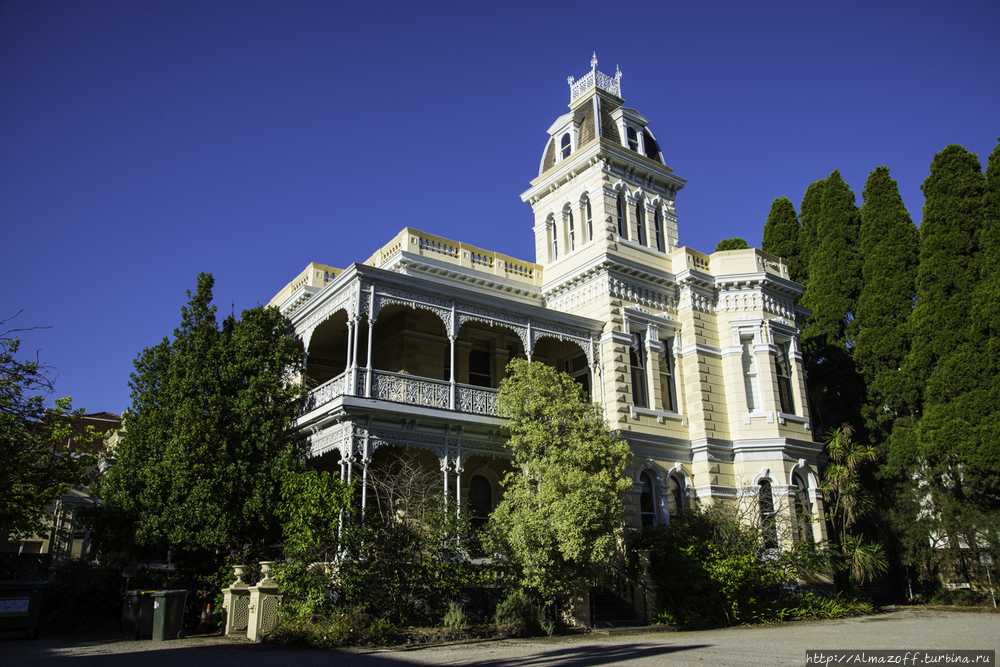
[[1, 608, 996, 666]]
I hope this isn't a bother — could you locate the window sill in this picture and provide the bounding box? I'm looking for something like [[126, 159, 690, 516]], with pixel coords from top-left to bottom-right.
[[631, 406, 687, 426], [743, 411, 774, 424], [778, 412, 810, 428]]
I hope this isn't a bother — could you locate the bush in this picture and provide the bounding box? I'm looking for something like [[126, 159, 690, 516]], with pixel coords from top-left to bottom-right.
[[443, 601, 467, 629], [493, 588, 552, 636], [634, 510, 843, 629], [271, 606, 394, 648]]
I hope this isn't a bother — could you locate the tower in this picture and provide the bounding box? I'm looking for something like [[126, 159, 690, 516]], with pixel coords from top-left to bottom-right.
[[521, 54, 686, 284]]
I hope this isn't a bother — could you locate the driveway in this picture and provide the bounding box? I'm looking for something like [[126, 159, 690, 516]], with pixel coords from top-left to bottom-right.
[[1, 608, 996, 666]]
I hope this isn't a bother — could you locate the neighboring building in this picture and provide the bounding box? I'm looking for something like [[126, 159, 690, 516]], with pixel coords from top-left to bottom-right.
[[1, 412, 121, 565], [269, 56, 826, 547]]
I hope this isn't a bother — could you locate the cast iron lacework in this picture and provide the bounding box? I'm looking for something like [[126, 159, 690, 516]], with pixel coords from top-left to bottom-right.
[[568, 53, 621, 102]]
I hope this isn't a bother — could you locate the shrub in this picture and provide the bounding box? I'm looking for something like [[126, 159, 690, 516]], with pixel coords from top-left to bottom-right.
[[493, 588, 552, 635], [271, 606, 394, 648], [443, 601, 467, 629], [634, 510, 842, 629]]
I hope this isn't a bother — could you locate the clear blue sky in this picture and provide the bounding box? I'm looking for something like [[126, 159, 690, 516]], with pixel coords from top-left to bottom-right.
[[2, 0, 997, 415]]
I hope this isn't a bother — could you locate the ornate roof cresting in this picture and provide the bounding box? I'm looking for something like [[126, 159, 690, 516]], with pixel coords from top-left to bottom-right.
[[567, 52, 622, 103]]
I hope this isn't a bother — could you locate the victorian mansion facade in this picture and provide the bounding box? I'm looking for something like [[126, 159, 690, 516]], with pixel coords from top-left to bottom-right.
[[268, 57, 827, 546]]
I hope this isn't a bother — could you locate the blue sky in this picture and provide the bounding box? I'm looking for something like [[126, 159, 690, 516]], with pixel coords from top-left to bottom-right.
[[2, 0, 997, 415]]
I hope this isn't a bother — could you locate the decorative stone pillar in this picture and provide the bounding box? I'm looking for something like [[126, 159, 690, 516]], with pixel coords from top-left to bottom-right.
[[221, 565, 250, 637], [247, 562, 282, 642]]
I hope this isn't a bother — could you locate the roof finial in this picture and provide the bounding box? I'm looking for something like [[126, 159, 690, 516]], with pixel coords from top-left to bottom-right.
[[591, 52, 598, 71]]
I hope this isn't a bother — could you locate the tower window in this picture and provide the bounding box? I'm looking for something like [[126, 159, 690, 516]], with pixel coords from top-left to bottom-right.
[[561, 133, 571, 159], [585, 199, 593, 242], [567, 208, 575, 252], [654, 208, 665, 252], [643, 131, 660, 161], [635, 201, 646, 246], [626, 126, 639, 152], [616, 192, 626, 237]]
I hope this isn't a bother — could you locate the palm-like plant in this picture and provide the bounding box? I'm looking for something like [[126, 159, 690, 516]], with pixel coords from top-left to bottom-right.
[[821, 425, 888, 586]]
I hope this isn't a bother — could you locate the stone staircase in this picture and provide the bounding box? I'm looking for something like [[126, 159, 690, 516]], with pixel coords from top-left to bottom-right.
[[591, 586, 641, 627]]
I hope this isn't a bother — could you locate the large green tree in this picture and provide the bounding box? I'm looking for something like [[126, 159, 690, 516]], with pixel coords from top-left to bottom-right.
[[761, 196, 804, 283], [1, 317, 96, 540], [854, 167, 919, 442], [799, 171, 864, 433], [488, 358, 632, 605], [797, 178, 826, 286], [97, 274, 305, 564], [892, 146, 994, 571]]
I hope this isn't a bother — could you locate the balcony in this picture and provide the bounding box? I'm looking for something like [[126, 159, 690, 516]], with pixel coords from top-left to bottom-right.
[[305, 369, 499, 417]]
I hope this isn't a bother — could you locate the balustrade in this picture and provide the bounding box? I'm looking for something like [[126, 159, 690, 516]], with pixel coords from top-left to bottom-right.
[[306, 370, 498, 416]]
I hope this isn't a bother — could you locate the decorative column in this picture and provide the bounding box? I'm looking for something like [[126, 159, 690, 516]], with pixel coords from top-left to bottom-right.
[[247, 562, 282, 642], [365, 288, 376, 398], [346, 318, 356, 395], [221, 565, 250, 637], [440, 452, 450, 512]]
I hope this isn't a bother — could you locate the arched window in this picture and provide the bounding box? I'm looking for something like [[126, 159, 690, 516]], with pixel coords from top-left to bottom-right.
[[643, 131, 660, 161], [630, 332, 648, 409], [659, 338, 676, 412], [640, 471, 658, 527], [469, 474, 493, 532], [635, 200, 646, 246], [793, 472, 812, 543], [616, 191, 627, 237], [759, 479, 778, 549], [667, 474, 684, 518], [567, 206, 575, 252], [653, 207, 665, 252], [742, 336, 761, 411], [561, 133, 572, 159], [627, 126, 639, 152], [775, 342, 795, 414], [585, 199, 593, 242]]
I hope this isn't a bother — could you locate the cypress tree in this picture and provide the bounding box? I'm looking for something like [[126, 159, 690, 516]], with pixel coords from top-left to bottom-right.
[[900, 146, 992, 551], [761, 196, 804, 283], [854, 167, 919, 442], [797, 178, 826, 286], [800, 171, 864, 433], [904, 145, 985, 413]]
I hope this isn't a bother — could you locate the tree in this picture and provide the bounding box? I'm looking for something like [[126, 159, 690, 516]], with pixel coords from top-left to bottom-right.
[[854, 167, 919, 442], [1, 316, 96, 540], [714, 237, 749, 252], [761, 196, 804, 283], [797, 178, 827, 286], [821, 425, 888, 587], [487, 358, 632, 605], [96, 274, 305, 565], [799, 171, 864, 433]]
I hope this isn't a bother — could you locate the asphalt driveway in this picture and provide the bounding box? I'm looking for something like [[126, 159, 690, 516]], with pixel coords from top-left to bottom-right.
[[1, 608, 996, 666]]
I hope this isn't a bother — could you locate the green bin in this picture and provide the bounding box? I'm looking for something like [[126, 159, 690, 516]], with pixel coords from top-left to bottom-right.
[[122, 590, 155, 639], [151, 589, 188, 641], [0, 580, 46, 638]]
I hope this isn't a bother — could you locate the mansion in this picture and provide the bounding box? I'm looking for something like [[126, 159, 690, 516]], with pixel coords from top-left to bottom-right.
[[268, 56, 826, 546]]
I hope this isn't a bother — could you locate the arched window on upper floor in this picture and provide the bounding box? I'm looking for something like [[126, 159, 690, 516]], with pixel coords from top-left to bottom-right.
[[635, 199, 647, 246], [547, 213, 557, 262], [659, 338, 677, 413], [630, 332, 648, 409], [775, 342, 795, 415], [585, 198, 593, 242], [616, 190, 627, 238], [565, 204, 575, 253], [643, 130, 661, 162], [561, 133, 572, 160], [653, 206, 665, 252], [626, 126, 639, 152]]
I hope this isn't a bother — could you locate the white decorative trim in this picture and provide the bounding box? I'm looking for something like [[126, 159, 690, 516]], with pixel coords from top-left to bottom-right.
[[630, 406, 687, 426]]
